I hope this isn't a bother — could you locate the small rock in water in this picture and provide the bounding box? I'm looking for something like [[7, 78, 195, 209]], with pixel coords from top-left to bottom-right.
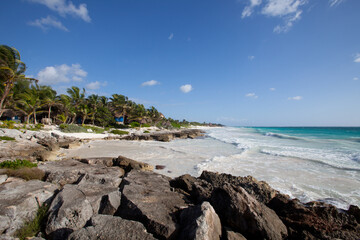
[[155, 165, 166, 170]]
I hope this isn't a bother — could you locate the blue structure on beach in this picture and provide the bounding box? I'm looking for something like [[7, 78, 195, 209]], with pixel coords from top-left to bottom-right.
[[115, 116, 124, 124]]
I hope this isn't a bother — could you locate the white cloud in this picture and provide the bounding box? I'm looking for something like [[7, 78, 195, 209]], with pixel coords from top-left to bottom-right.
[[270, 87, 276, 91], [141, 80, 160, 87], [28, 0, 91, 22], [354, 53, 360, 63], [86, 81, 107, 90], [28, 16, 68, 31], [353, 77, 359, 81], [288, 96, 303, 100], [180, 84, 193, 93], [242, 0, 262, 18], [329, 0, 345, 7], [248, 55, 255, 60], [245, 93, 258, 99], [168, 33, 174, 40], [241, 0, 306, 33], [37, 63, 87, 85]]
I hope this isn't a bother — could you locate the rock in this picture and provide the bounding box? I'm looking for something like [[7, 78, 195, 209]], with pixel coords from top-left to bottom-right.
[[46, 182, 121, 240], [210, 183, 287, 240], [41, 118, 52, 125], [348, 205, 360, 224], [170, 174, 214, 203], [68, 141, 81, 149], [0, 179, 57, 236], [39, 159, 124, 187], [78, 157, 114, 167], [113, 155, 153, 172], [179, 201, 222, 240], [268, 194, 360, 239], [118, 170, 188, 239], [36, 150, 59, 161], [224, 229, 247, 240], [155, 165, 166, 170], [68, 214, 156, 240], [151, 133, 174, 142], [0, 175, 7, 184], [200, 171, 279, 204]]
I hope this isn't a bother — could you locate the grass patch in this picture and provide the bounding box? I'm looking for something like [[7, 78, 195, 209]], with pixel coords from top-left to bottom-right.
[[15, 203, 49, 240], [0, 159, 37, 169], [0, 136, 16, 141], [143, 130, 150, 133], [110, 130, 129, 135], [130, 122, 140, 128], [82, 125, 105, 134], [170, 122, 181, 129], [142, 123, 151, 128], [59, 124, 87, 133]]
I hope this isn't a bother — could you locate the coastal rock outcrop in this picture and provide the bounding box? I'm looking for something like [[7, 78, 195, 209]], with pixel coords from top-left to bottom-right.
[[113, 155, 153, 172], [68, 214, 156, 240], [117, 170, 188, 239], [0, 178, 57, 236], [121, 129, 205, 142], [179, 201, 222, 240]]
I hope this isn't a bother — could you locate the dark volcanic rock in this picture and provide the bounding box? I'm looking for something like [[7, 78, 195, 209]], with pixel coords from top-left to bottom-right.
[[113, 155, 153, 172], [118, 170, 188, 239], [170, 174, 213, 203], [155, 165, 166, 170], [68, 214, 156, 240], [179, 201, 222, 240], [268, 194, 360, 240], [210, 183, 287, 240], [200, 171, 279, 204]]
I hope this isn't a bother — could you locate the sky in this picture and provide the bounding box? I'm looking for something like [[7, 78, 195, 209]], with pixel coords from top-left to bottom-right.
[[0, 0, 359, 126]]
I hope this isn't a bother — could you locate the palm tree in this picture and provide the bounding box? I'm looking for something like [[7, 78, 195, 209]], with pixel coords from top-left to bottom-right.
[[66, 86, 85, 124], [0, 45, 36, 117], [88, 94, 100, 125], [15, 84, 44, 124], [39, 85, 57, 120]]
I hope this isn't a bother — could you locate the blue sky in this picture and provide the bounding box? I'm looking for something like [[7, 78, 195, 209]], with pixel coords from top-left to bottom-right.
[[1, 0, 359, 126]]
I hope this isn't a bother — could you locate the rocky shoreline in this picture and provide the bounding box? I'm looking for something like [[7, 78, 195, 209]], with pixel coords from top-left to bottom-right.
[[0, 155, 359, 240], [1, 128, 360, 239]]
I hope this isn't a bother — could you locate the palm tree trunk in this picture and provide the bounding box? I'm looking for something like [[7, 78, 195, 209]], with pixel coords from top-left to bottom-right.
[[0, 84, 11, 118], [82, 115, 86, 125], [71, 113, 76, 124], [48, 106, 51, 119], [33, 110, 37, 124]]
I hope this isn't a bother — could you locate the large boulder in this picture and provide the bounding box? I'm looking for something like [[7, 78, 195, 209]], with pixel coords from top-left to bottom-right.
[[179, 201, 222, 240], [68, 215, 156, 240], [118, 170, 188, 239], [200, 171, 279, 204], [210, 183, 288, 240], [0, 178, 57, 236], [39, 159, 124, 187], [268, 194, 360, 239], [46, 183, 121, 240], [113, 155, 153, 172]]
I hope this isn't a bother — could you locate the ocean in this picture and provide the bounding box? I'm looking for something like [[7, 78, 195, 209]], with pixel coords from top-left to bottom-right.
[[67, 126, 360, 209]]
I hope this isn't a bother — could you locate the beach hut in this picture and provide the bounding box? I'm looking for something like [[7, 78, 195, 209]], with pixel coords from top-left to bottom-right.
[[114, 113, 125, 125]]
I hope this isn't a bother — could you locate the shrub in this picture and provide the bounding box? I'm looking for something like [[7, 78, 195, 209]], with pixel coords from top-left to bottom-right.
[[5, 168, 45, 181], [142, 123, 151, 128], [15, 203, 49, 240], [82, 125, 105, 134], [0, 136, 15, 141], [0, 159, 37, 169], [130, 122, 140, 128], [143, 130, 150, 133], [171, 122, 181, 129], [59, 124, 87, 133], [114, 124, 130, 129], [0, 120, 17, 129], [110, 130, 129, 135]]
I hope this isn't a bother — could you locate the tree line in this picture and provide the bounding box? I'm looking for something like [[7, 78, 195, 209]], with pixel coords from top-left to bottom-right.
[[0, 45, 163, 127]]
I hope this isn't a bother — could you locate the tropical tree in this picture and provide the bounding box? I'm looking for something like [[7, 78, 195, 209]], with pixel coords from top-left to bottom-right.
[[88, 94, 100, 125], [39, 85, 57, 120], [66, 86, 85, 123], [15, 84, 44, 124], [0, 45, 36, 117]]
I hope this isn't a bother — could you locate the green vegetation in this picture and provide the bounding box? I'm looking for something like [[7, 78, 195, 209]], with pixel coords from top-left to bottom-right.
[[0, 159, 37, 169], [0, 120, 16, 129], [130, 122, 140, 128], [15, 203, 49, 240], [59, 124, 87, 133], [0, 135, 15, 141], [143, 130, 150, 133], [110, 129, 129, 135], [142, 123, 151, 127]]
